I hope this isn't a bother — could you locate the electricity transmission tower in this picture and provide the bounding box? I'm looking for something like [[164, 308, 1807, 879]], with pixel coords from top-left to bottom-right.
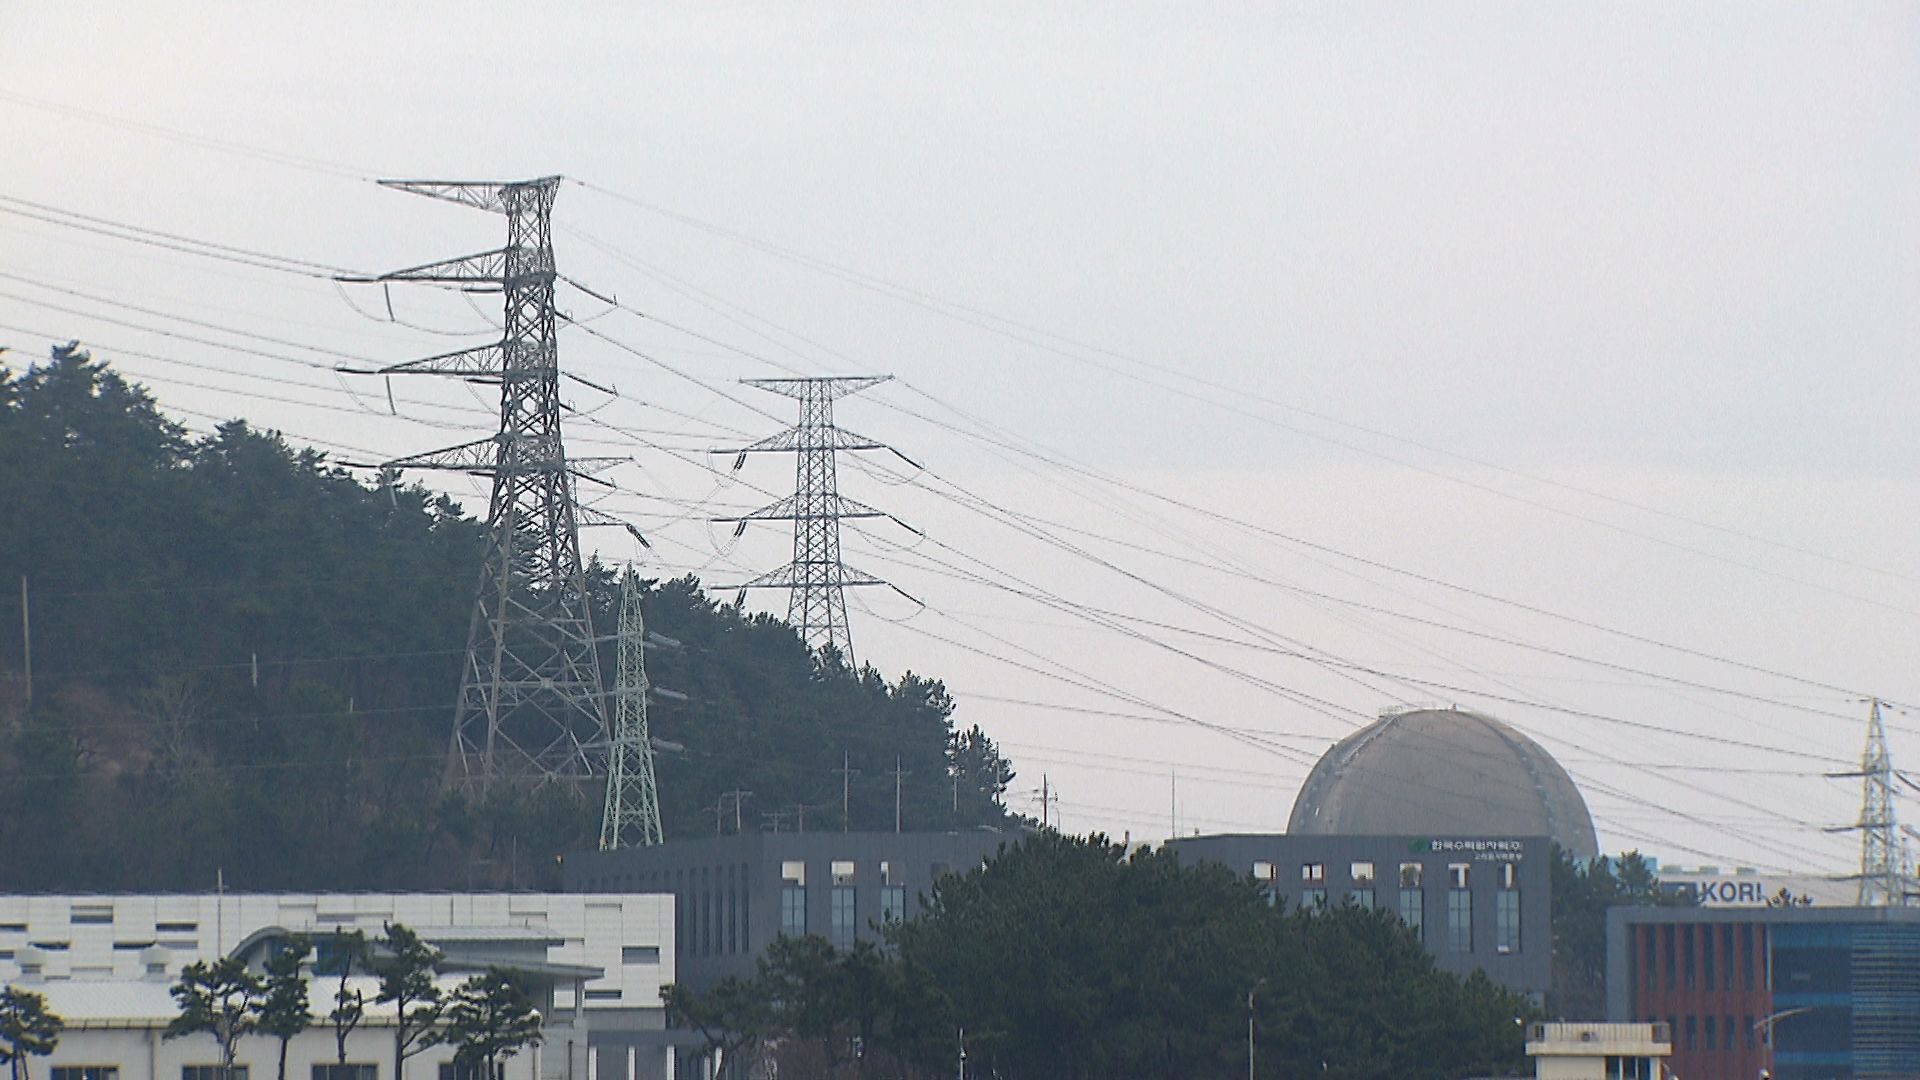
[[348, 177, 636, 794], [600, 564, 664, 849], [1854, 698, 1903, 906], [715, 376, 913, 667]]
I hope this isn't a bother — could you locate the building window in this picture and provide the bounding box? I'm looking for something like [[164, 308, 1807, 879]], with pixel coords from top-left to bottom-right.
[[1703, 1015, 1716, 1053], [1399, 862, 1423, 888], [1349, 889, 1374, 911], [439, 1065, 498, 1080], [831, 886, 857, 946], [1446, 889, 1472, 952], [1604, 1057, 1651, 1080], [1301, 888, 1327, 910], [1741, 924, 1755, 990], [1683, 925, 1695, 990], [1723, 1014, 1734, 1051], [184, 1068, 249, 1080], [1350, 861, 1375, 887], [54, 1069, 120, 1080], [1743, 1014, 1755, 1049], [1447, 863, 1469, 889], [1684, 1015, 1696, 1051], [1252, 861, 1279, 905], [1719, 924, 1733, 991], [1663, 925, 1675, 991], [622, 945, 660, 964], [782, 887, 806, 938], [1301, 862, 1325, 885], [312, 1068, 376, 1080], [881, 885, 906, 923], [781, 860, 807, 938], [1399, 888, 1423, 941], [1495, 890, 1520, 954]]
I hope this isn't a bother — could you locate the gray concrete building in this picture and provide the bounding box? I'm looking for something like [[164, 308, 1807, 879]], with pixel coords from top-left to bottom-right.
[[562, 829, 1018, 992], [1167, 833, 1555, 1001]]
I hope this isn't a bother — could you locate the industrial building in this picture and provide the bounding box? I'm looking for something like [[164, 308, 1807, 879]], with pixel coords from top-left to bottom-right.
[[0, 892, 680, 1080], [1167, 833, 1554, 1001], [562, 829, 1013, 992], [1287, 707, 1601, 861], [1606, 904, 1920, 1080]]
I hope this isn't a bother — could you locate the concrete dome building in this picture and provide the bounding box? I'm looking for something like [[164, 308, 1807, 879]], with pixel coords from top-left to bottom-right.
[[1287, 707, 1599, 860]]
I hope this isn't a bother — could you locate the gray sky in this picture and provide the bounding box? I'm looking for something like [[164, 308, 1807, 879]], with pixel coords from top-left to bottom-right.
[[4, 3, 1917, 875]]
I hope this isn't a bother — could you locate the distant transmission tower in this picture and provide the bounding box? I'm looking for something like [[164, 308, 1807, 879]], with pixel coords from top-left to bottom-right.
[[600, 564, 664, 849], [347, 177, 637, 794], [1855, 698, 1902, 906], [715, 376, 913, 667]]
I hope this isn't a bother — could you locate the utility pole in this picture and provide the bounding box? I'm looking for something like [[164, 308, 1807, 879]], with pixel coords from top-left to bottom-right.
[[892, 756, 909, 833], [721, 788, 753, 835], [1856, 698, 1901, 906], [344, 177, 641, 794], [1042, 774, 1050, 830], [600, 564, 665, 850], [713, 376, 915, 668], [836, 752, 860, 832]]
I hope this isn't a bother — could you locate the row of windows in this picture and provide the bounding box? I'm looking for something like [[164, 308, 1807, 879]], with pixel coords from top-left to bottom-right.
[[52, 1066, 491, 1080], [1657, 1012, 1769, 1052], [1603, 1057, 1655, 1080], [1638, 922, 1765, 994], [1259, 861, 1521, 890], [781, 884, 909, 944], [1279, 885, 1522, 955]]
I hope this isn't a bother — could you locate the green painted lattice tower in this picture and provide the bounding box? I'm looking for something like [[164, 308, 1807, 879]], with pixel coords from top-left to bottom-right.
[[600, 564, 664, 849]]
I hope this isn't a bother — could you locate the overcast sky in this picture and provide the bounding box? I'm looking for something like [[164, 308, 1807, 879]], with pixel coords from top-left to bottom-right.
[[4, 3, 1917, 876]]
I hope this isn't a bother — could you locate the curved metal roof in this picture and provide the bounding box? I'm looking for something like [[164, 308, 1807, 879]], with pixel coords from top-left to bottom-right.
[[1287, 707, 1599, 860]]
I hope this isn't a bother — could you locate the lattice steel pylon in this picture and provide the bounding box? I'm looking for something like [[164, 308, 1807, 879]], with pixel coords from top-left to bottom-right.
[[1856, 697, 1902, 906], [713, 376, 908, 667], [348, 177, 636, 795], [600, 564, 664, 849]]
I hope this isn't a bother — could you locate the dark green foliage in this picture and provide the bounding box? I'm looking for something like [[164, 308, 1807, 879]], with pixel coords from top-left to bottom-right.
[[165, 957, 262, 1072], [1548, 846, 1690, 1018], [437, 969, 544, 1079], [0, 348, 1011, 890], [0, 987, 64, 1080], [374, 923, 445, 1080], [323, 930, 371, 1065], [259, 936, 313, 1080], [668, 833, 1537, 1080]]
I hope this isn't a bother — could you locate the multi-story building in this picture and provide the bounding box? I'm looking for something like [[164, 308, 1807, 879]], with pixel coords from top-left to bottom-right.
[[1606, 904, 1920, 1080], [1524, 1022, 1671, 1080], [0, 893, 679, 1080], [562, 830, 1014, 993], [1168, 833, 1554, 1001]]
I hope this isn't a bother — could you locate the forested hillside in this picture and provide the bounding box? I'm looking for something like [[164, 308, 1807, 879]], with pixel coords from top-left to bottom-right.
[[0, 345, 1014, 891]]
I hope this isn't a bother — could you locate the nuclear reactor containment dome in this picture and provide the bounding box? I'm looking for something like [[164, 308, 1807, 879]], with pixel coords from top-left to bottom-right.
[[1287, 707, 1599, 861]]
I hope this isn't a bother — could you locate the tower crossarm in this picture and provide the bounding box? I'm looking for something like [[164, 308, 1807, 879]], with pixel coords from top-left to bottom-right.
[[721, 561, 889, 592], [379, 176, 565, 215], [713, 492, 888, 528], [577, 505, 649, 548], [741, 375, 891, 401], [716, 425, 887, 460]]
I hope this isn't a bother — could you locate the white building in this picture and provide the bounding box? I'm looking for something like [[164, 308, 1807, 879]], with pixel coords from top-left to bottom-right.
[[0, 894, 678, 1080], [1525, 1022, 1672, 1080]]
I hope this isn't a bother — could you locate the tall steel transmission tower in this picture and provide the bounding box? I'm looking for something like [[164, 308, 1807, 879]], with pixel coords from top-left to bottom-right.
[[1854, 697, 1903, 906], [349, 177, 633, 794], [715, 376, 907, 667], [600, 564, 664, 849]]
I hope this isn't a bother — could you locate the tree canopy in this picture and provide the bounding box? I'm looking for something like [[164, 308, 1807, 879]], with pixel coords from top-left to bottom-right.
[[668, 832, 1537, 1080], [0, 347, 1012, 890]]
